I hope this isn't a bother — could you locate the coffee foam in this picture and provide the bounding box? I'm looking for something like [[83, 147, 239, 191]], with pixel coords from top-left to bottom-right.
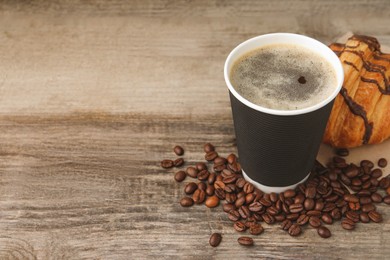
[[230, 44, 337, 110]]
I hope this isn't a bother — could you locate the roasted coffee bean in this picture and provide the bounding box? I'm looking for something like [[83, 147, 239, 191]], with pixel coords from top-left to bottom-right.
[[294, 194, 305, 204], [243, 182, 254, 194], [173, 145, 184, 156], [238, 206, 250, 219], [186, 167, 198, 178], [341, 218, 355, 230], [245, 193, 256, 205], [204, 143, 215, 153], [198, 182, 206, 191], [209, 233, 222, 247], [184, 182, 198, 194], [235, 178, 246, 189], [357, 189, 371, 197], [345, 211, 359, 223], [174, 158, 184, 167], [215, 188, 226, 200], [321, 213, 333, 224], [282, 202, 290, 214], [249, 202, 263, 212], [335, 198, 346, 208], [371, 168, 383, 179], [253, 213, 263, 222], [383, 195, 390, 205], [197, 170, 210, 181], [379, 177, 390, 189], [286, 213, 299, 221], [288, 224, 302, 236], [228, 209, 241, 222], [331, 208, 342, 220], [250, 223, 264, 235], [214, 180, 225, 190], [296, 214, 309, 226], [223, 203, 235, 213], [328, 170, 338, 181], [387, 187, 390, 195], [270, 192, 278, 203], [205, 195, 220, 208], [378, 158, 387, 168], [289, 203, 304, 213], [345, 165, 359, 179], [205, 151, 218, 161], [284, 189, 296, 198], [317, 226, 331, 238], [213, 164, 226, 172], [361, 203, 375, 213], [223, 175, 238, 184], [274, 214, 286, 222], [281, 219, 293, 231], [336, 148, 349, 157], [340, 174, 352, 186], [309, 216, 322, 228], [348, 202, 360, 211], [344, 194, 359, 203], [235, 196, 246, 208], [214, 156, 227, 166], [360, 212, 370, 223], [174, 170, 186, 182], [180, 197, 194, 207], [262, 213, 275, 224], [237, 236, 254, 246], [361, 159, 374, 169], [359, 196, 372, 205], [305, 187, 317, 199], [307, 210, 322, 217], [370, 178, 379, 187], [234, 221, 247, 232], [161, 159, 174, 168], [370, 192, 382, 203], [368, 210, 382, 223], [208, 172, 216, 185], [225, 193, 237, 204], [237, 191, 245, 199], [260, 197, 272, 207], [267, 205, 280, 216], [193, 189, 206, 204], [224, 183, 236, 193], [196, 162, 207, 171], [361, 174, 371, 182], [314, 201, 324, 211], [226, 153, 237, 164]]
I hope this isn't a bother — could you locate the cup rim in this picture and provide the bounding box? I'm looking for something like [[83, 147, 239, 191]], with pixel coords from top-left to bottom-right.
[[224, 33, 344, 116]]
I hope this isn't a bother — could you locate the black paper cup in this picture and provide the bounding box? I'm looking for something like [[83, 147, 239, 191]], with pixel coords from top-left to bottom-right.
[[224, 33, 344, 193]]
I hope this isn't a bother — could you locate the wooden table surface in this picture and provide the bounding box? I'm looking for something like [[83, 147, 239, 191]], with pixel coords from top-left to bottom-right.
[[1, 1, 390, 259]]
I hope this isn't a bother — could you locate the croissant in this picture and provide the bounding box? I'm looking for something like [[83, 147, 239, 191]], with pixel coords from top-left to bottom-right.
[[323, 35, 390, 148]]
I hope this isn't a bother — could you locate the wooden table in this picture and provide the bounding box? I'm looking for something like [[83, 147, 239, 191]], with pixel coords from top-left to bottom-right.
[[1, 1, 390, 259]]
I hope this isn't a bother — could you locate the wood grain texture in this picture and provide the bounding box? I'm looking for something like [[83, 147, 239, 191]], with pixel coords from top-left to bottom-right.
[[0, 0, 389, 259]]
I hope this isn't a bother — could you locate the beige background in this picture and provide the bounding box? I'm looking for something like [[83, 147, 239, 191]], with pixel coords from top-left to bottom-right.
[[0, 1, 389, 259]]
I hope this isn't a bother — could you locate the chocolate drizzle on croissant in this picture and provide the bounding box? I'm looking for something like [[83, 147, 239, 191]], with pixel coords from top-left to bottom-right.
[[324, 34, 390, 147]]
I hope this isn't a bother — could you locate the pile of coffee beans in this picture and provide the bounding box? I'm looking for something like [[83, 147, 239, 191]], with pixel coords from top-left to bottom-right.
[[161, 144, 390, 247]]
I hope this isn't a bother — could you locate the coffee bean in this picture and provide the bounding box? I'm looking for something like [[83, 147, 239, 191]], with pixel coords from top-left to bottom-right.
[[205, 185, 215, 196], [361, 159, 374, 169], [228, 209, 241, 222], [227, 153, 237, 164], [196, 162, 208, 171], [284, 189, 296, 198], [214, 180, 225, 190], [237, 236, 253, 246], [360, 212, 370, 223], [161, 159, 174, 168], [340, 174, 352, 186], [359, 196, 372, 205], [234, 221, 247, 232], [370, 169, 383, 179], [309, 216, 321, 228], [286, 213, 299, 221], [204, 143, 215, 153], [174, 170, 186, 182], [243, 182, 254, 194], [317, 226, 331, 238], [288, 224, 302, 236], [184, 182, 198, 194], [228, 162, 242, 173], [321, 213, 333, 224], [331, 208, 342, 220], [387, 187, 390, 195], [250, 223, 264, 235], [335, 148, 349, 157], [344, 194, 359, 203], [215, 188, 226, 200], [214, 156, 227, 166], [307, 210, 322, 217], [223, 175, 238, 184], [198, 182, 206, 191], [205, 151, 218, 161], [289, 203, 304, 213], [238, 206, 251, 219], [329, 170, 338, 181], [345, 166, 359, 179], [380, 177, 390, 189], [223, 203, 235, 213], [368, 210, 382, 223], [378, 158, 387, 168], [281, 219, 293, 231], [262, 213, 275, 224], [345, 211, 359, 223], [173, 145, 184, 156], [180, 197, 194, 207], [197, 170, 210, 181], [209, 233, 222, 247], [213, 164, 226, 172], [235, 178, 246, 189], [205, 195, 220, 208], [294, 194, 305, 204], [314, 201, 324, 211], [193, 189, 206, 204], [269, 192, 278, 203], [383, 195, 390, 205], [361, 203, 375, 213], [341, 218, 355, 230], [224, 183, 236, 193], [186, 167, 198, 178], [305, 187, 317, 199], [304, 198, 315, 210], [208, 173, 216, 185], [225, 193, 237, 204], [249, 201, 263, 212], [174, 158, 184, 167], [266, 205, 279, 216], [245, 193, 256, 205], [297, 214, 309, 226], [260, 197, 272, 207], [348, 202, 360, 211]]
